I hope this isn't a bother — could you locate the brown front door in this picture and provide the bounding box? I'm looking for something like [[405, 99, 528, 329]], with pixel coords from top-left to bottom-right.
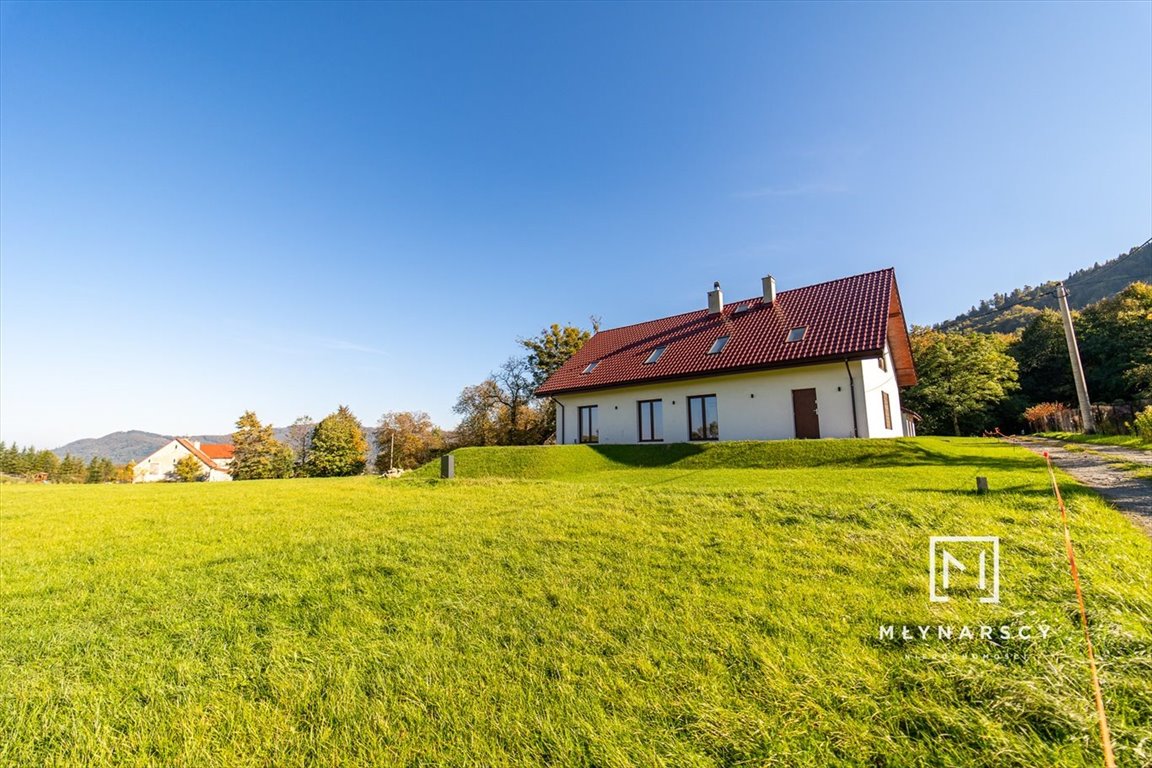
[[792, 388, 820, 439]]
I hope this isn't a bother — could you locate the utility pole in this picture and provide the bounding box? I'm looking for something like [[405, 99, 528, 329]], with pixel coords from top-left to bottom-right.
[[1057, 282, 1095, 433]]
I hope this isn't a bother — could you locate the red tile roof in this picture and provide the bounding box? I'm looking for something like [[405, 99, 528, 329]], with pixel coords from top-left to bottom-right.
[[174, 438, 228, 472], [536, 268, 917, 396], [199, 443, 234, 460]]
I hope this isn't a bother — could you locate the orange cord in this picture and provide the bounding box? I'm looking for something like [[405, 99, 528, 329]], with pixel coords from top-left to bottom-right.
[[1043, 451, 1116, 768]]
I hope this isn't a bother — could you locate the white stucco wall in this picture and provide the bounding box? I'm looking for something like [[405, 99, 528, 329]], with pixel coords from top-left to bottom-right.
[[133, 440, 232, 482], [553, 361, 907, 445], [856, 347, 906, 438]]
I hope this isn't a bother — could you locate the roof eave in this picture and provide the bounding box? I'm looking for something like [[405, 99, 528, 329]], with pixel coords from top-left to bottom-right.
[[537, 351, 886, 397]]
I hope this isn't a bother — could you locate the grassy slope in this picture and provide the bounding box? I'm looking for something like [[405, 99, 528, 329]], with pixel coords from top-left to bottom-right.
[[2, 438, 1150, 767], [1037, 432, 1152, 451]]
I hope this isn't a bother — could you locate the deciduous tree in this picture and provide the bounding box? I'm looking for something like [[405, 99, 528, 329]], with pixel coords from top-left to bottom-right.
[[519, 320, 598, 388], [1077, 282, 1152, 402], [286, 415, 314, 474], [1010, 309, 1075, 406], [452, 380, 505, 447], [903, 329, 1019, 435], [375, 411, 445, 471], [172, 454, 208, 482]]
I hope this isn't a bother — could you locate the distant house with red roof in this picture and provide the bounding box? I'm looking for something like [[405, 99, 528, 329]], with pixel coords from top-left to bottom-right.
[[133, 438, 234, 482], [535, 268, 918, 444]]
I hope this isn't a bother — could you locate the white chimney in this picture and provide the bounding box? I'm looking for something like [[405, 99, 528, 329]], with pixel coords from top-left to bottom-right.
[[762, 275, 777, 304], [193, 441, 201, 449], [708, 281, 723, 314]]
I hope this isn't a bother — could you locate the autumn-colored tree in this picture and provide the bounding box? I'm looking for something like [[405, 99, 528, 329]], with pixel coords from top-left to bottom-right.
[[903, 328, 1019, 435], [114, 461, 137, 483], [453, 380, 505, 447], [375, 411, 445, 471], [305, 405, 368, 477], [231, 410, 295, 480], [491, 357, 544, 443], [172, 454, 208, 482], [452, 370, 551, 447]]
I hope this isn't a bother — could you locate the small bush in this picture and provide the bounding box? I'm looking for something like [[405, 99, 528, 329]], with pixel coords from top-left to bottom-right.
[[1133, 406, 1152, 440], [1022, 402, 1065, 432]]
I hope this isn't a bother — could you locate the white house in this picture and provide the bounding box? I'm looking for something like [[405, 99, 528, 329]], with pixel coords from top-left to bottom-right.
[[536, 268, 918, 444], [133, 438, 234, 482]]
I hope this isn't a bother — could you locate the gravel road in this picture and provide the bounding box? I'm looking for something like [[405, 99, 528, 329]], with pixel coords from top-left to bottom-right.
[[1011, 437, 1152, 538]]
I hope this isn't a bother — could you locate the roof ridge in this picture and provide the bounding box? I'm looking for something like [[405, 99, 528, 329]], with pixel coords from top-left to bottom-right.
[[593, 267, 894, 337], [537, 267, 907, 397], [175, 437, 223, 471]]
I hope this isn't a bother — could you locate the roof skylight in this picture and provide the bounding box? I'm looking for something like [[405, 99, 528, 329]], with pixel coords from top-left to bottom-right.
[[645, 345, 667, 364], [707, 336, 730, 355], [733, 303, 749, 315], [582, 361, 600, 374], [786, 327, 807, 343]]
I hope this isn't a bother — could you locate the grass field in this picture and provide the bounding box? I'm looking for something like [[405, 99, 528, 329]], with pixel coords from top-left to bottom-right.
[[2, 438, 1150, 767], [1037, 432, 1152, 451]]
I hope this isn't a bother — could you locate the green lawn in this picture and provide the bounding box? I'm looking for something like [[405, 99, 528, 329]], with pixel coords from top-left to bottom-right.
[[1036, 432, 1152, 451], [2, 438, 1150, 767]]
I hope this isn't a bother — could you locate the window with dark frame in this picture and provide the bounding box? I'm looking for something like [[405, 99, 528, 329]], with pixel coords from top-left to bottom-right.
[[578, 405, 599, 443], [687, 394, 719, 440], [882, 391, 892, 430], [707, 336, 730, 355], [645, 345, 667, 364], [637, 399, 663, 442], [878, 354, 887, 372]]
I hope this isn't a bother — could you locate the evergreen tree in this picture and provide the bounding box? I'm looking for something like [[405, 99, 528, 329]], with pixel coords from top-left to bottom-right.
[[85, 457, 116, 484], [230, 411, 294, 480], [53, 455, 87, 483], [0, 442, 15, 474], [34, 450, 60, 477], [305, 406, 368, 477]]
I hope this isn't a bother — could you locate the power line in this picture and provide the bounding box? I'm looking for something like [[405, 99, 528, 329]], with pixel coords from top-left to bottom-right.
[[944, 289, 1058, 326]]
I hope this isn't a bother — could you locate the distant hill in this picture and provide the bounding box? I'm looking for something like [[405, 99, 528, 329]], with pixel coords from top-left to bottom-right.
[[937, 239, 1151, 333], [52, 431, 234, 463], [53, 426, 380, 466]]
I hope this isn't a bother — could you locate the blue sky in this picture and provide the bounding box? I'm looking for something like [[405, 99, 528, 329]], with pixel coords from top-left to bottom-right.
[[1, 1, 1149, 449]]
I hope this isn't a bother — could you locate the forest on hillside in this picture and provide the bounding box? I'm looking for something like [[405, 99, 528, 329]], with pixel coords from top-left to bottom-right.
[[905, 281, 1151, 436], [938, 239, 1150, 334]]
